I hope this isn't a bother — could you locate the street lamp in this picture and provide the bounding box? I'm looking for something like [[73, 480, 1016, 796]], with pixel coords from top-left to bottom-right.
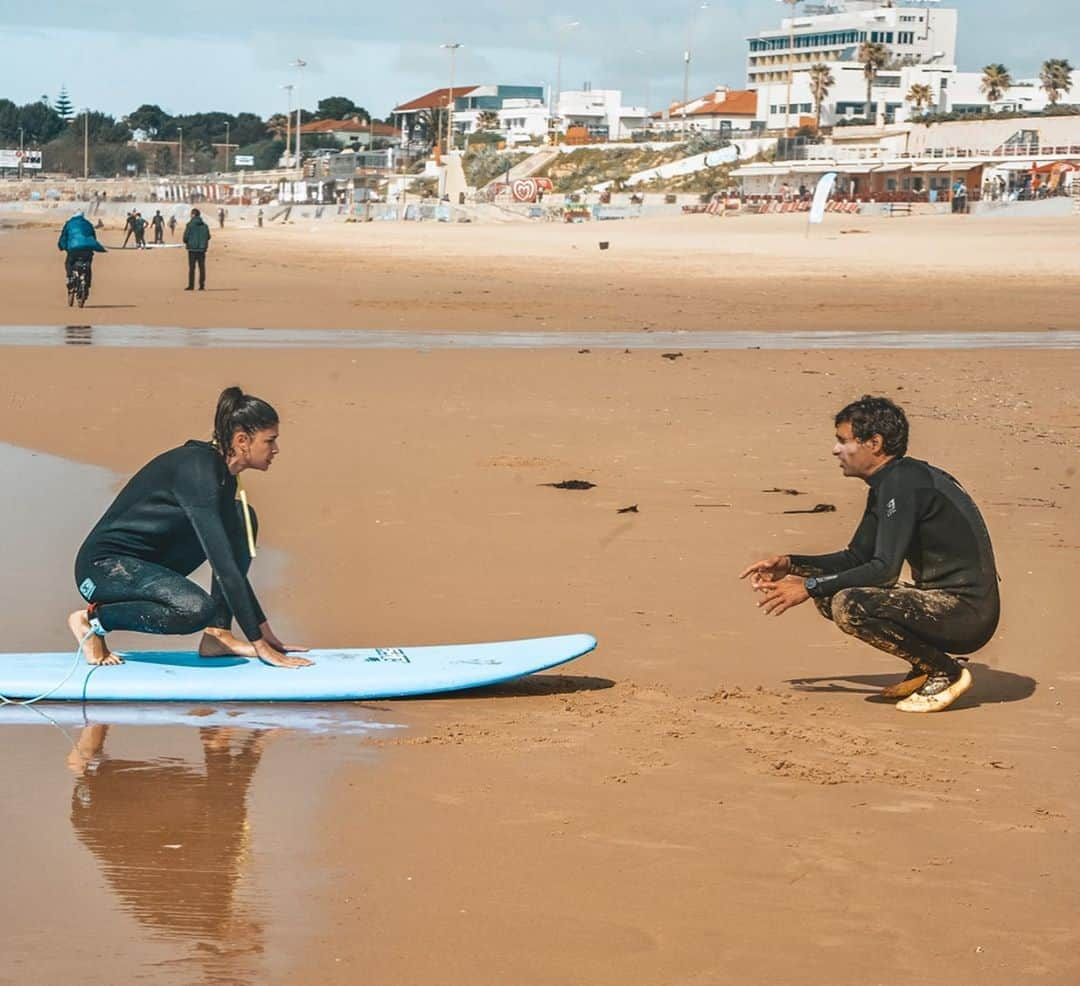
[[441, 42, 462, 155], [224, 121, 231, 171], [83, 109, 90, 180], [178, 127, 183, 178], [17, 126, 24, 180], [553, 21, 580, 132], [636, 49, 652, 136], [291, 58, 306, 171], [682, 2, 709, 141], [281, 84, 295, 165], [780, 0, 800, 137]]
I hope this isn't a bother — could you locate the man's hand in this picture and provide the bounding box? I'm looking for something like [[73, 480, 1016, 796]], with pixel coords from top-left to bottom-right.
[[738, 554, 792, 588], [259, 621, 310, 654], [754, 576, 810, 617]]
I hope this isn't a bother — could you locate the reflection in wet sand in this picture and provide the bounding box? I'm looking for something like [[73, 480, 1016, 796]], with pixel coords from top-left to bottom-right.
[[3, 324, 1080, 349], [68, 725, 271, 982]]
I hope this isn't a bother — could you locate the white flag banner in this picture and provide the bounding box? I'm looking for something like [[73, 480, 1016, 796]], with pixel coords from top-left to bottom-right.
[[809, 171, 838, 225]]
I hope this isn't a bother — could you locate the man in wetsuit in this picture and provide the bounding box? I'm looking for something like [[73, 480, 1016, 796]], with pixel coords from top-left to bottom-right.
[[151, 210, 165, 244], [740, 395, 1000, 713], [58, 211, 106, 292]]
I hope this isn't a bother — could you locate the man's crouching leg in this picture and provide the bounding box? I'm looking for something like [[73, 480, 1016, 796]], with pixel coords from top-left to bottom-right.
[[828, 587, 972, 712]]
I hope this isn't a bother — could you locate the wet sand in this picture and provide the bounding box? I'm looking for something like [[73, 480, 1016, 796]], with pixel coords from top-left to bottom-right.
[[2, 214, 1080, 983]]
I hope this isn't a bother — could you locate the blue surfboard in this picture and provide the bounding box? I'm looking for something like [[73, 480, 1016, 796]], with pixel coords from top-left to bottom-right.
[[0, 633, 597, 703]]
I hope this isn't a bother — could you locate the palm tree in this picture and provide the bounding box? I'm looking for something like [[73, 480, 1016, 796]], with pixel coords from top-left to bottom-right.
[[906, 83, 934, 115], [476, 109, 501, 131], [858, 42, 889, 120], [1040, 58, 1075, 105], [808, 63, 836, 130], [980, 64, 1012, 104]]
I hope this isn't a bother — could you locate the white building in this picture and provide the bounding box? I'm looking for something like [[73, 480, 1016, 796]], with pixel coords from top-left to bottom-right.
[[556, 88, 648, 141], [747, 0, 957, 88], [748, 1, 1076, 129]]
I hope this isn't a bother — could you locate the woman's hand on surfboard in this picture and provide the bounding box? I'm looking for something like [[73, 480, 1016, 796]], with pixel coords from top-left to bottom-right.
[[253, 638, 314, 668], [259, 622, 310, 653]]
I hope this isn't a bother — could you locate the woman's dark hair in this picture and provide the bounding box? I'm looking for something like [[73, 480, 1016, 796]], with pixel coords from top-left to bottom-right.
[[213, 387, 279, 457], [835, 395, 909, 457]]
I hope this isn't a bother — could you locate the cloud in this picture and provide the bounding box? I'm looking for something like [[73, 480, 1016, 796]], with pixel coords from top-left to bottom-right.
[[1, 1, 1074, 121]]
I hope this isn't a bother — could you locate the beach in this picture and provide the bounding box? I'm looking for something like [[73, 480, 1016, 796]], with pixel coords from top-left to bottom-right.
[[2, 211, 1079, 984]]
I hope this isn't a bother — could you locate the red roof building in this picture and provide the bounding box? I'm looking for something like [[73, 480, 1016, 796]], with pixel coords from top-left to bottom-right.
[[656, 88, 761, 131]]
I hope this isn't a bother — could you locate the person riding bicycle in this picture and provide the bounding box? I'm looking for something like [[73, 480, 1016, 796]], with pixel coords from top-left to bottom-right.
[[58, 211, 106, 291]]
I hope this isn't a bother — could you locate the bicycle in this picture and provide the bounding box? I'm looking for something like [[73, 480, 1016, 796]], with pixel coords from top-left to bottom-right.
[[67, 256, 92, 308]]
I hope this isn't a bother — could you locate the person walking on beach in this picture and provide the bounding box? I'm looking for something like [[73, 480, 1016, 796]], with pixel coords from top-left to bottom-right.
[[151, 210, 165, 245], [68, 387, 313, 670], [121, 210, 136, 248], [218, 207, 226, 229], [257, 208, 263, 228], [739, 396, 999, 713], [168, 214, 177, 239], [182, 207, 211, 290], [132, 212, 148, 249]]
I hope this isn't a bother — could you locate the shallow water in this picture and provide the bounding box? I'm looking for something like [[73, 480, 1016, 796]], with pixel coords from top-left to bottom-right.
[[2, 324, 1080, 349], [0, 713, 396, 983]]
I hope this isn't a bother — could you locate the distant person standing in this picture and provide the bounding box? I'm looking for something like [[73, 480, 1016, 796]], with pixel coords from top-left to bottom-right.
[[132, 212, 148, 249], [151, 210, 165, 245], [168, 214, 177, 239], [183, 207, 211, 291], [121, 211, 136, 248], [257, 208, 263, 228], [217, 207, 226, 229]]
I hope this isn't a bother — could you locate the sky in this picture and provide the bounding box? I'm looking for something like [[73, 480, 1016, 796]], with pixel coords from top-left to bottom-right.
[[0, 0, 1075, 122]]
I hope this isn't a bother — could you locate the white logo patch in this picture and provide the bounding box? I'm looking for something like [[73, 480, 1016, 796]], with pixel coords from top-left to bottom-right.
[[886, 498, 897, 518]]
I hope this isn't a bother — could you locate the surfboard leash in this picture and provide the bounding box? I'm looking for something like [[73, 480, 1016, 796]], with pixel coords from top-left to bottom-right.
[[0, 629, 94, 707]]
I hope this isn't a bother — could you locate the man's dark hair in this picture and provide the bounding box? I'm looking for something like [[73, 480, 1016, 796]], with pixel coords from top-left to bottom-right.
[[835, 395, 908, 457]]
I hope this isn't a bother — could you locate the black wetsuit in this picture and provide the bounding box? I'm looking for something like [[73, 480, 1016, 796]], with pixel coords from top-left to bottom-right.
[[74, 441, 265, 641], [790, 457, 1000, 677]]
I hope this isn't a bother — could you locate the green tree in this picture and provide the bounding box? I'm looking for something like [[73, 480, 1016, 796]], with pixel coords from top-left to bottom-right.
[[316, 96, 369, 121], [858, 41, 889, 120], [906, 82, 934, 114], [1040, 58, 1074, 105], [980, 64, 1012, 104], [476, 109, 501, 131], [15, 100, 66, 144], [125, 103, 171, 138], [413, 106, 447, 148], [54, 86, 75, 120], [808, 63, 836, 130]]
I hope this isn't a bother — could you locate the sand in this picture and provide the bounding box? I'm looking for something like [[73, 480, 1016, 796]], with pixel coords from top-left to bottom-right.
[[4, 209, 1080, 331], [1, 211, 1079, 984]]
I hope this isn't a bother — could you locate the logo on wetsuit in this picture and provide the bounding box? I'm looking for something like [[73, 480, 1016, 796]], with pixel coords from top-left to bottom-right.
[[79, 577, 97, 601], [886, 498, 897, 518]]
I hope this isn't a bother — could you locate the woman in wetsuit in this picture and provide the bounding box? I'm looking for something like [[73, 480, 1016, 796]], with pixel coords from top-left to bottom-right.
[[68, 387, 312, 669]]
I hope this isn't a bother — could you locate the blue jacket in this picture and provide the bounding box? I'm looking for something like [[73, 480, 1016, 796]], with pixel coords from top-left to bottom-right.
[[58, 215, 106, 253]]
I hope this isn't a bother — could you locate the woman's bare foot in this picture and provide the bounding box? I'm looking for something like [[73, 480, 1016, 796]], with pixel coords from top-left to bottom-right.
[[198, 627, 257, 659], [67, 610, 122, 666]]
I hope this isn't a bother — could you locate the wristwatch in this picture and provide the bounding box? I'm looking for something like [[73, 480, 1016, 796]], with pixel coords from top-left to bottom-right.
[[804, 577, 819, 593]]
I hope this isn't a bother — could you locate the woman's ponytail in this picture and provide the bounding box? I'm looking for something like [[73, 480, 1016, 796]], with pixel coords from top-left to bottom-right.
[[213, 387, 278, 457]]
